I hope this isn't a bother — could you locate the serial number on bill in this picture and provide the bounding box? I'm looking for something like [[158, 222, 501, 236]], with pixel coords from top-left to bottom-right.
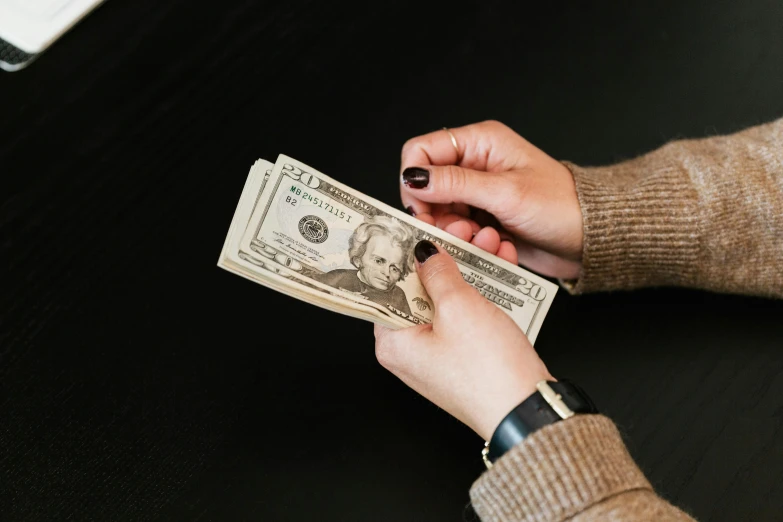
[[285, 186, 353, 223]]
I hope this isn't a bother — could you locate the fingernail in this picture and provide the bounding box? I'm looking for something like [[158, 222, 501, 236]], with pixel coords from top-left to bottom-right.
[[402, 167, 429, 189], [406, 206, 416, 216], [414, 240, 438, 264]]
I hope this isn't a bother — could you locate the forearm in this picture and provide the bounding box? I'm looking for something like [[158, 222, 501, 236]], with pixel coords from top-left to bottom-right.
[[563, 117, 783, 297], [469, 415, 695, 522]]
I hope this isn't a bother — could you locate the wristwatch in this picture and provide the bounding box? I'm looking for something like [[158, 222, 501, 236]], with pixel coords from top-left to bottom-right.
[[482, 380, 598, 469]]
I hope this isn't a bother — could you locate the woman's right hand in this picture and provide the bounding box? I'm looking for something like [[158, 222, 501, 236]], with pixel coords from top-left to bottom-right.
[[400, 121, 584, 280]]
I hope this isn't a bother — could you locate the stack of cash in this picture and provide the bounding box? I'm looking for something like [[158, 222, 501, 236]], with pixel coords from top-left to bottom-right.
[[218, 156, 558, 343]]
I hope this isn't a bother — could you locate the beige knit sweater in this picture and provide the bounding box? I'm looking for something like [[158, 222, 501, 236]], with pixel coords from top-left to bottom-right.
[[469, 118, 783, 521]]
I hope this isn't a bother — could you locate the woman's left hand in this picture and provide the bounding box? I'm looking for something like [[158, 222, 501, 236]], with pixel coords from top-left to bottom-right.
[[374, 240, 553, 441]]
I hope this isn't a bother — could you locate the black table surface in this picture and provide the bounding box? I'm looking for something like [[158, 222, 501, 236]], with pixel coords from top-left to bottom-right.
[[2, 1, 783, 520]]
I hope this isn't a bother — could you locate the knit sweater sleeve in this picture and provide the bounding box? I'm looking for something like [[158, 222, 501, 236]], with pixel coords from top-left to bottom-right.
[[561, 117, 783, 297], [469, 415, 695, 522]]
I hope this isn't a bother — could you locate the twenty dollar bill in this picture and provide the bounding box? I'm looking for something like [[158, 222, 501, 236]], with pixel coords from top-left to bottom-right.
[[219, 155, 558, 343]]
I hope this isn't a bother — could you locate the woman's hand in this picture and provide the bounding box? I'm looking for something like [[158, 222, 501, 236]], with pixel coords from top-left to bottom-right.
[[374, 240, 553, 441], [400, 120, 583, 279]]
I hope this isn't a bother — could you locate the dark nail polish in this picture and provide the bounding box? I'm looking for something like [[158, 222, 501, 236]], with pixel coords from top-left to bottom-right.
[[402, 167, 430, 189], [406, 206, 416, 216], [414, 240, 438, 264]]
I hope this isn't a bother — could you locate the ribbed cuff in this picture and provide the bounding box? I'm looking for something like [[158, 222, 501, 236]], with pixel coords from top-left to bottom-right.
[[560, 159, 700, 294], [470, 415, 651, 522]]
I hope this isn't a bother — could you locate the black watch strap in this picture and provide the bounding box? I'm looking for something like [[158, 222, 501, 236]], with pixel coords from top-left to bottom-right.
[[485, 380, 598, 465]]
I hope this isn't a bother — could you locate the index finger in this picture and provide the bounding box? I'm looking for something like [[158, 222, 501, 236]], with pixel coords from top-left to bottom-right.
[[400, 127, 462, 218], [399, 121, 525, 215], [400, 127, 463, 174], [401, 120, 525, 173]]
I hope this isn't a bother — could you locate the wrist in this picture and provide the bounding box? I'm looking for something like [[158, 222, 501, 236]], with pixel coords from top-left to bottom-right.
[[476, 370, 554, 441]]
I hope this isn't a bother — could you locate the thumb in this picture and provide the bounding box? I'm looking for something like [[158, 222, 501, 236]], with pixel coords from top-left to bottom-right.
[[413, 240, 472, 305], [402, 165, 512, 214]]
